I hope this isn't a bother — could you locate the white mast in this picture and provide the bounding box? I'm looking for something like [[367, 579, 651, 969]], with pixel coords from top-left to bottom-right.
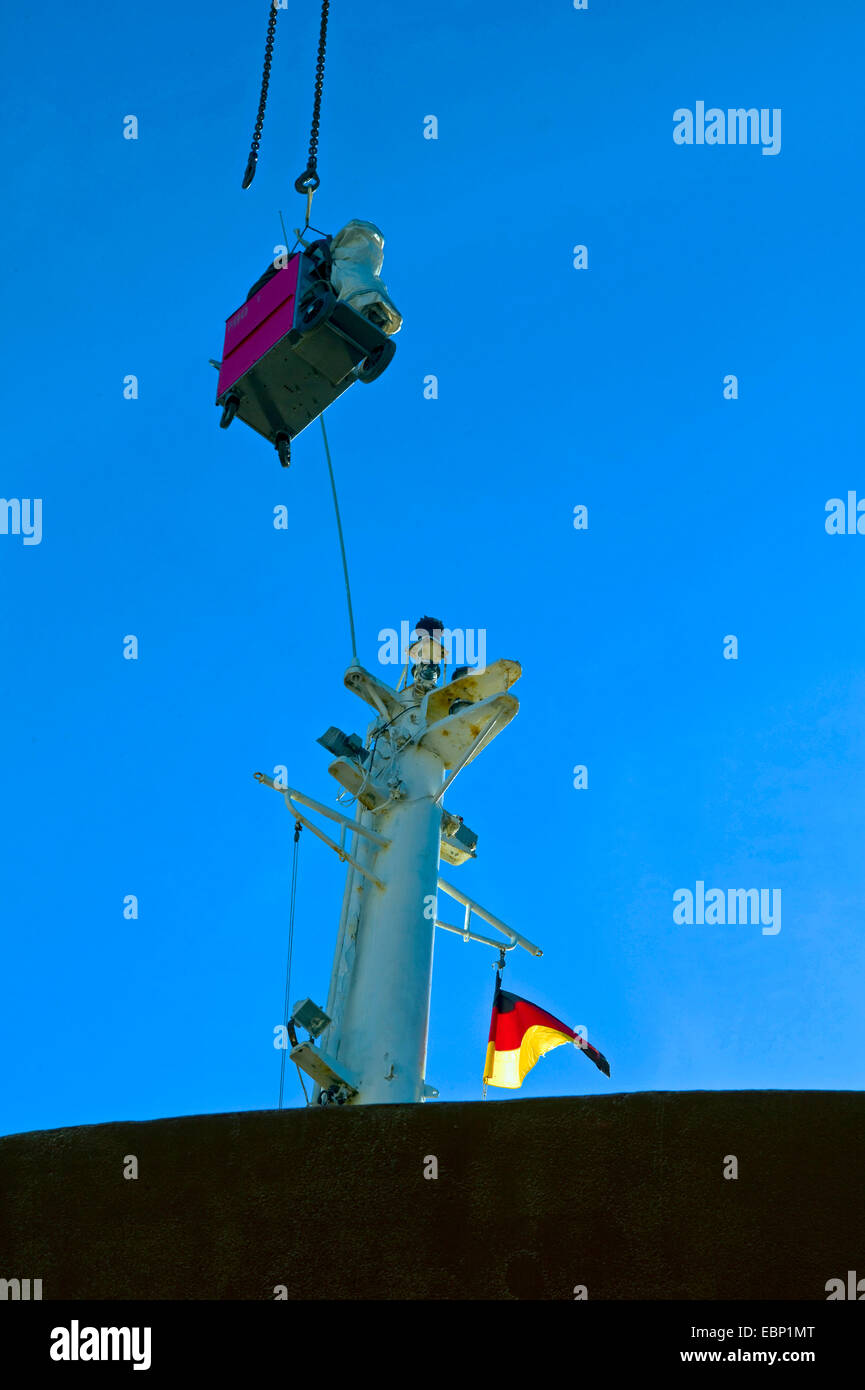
[[258, 619, 542, 1106]]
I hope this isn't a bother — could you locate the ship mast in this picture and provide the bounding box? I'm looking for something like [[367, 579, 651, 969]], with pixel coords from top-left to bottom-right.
[[258, 618, 541, 1106]]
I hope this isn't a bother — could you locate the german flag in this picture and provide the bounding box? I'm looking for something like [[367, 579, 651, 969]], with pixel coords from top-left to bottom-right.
[[483, 988, 610, 1089]]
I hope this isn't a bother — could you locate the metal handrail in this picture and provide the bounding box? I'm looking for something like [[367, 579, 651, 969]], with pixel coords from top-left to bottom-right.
[[254, 773, 389, 889], [435, 877, 543, 957]]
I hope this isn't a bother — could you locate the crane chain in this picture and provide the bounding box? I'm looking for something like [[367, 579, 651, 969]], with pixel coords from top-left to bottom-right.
[[294, 0, 330, 195], [241, 1, 279, 190]]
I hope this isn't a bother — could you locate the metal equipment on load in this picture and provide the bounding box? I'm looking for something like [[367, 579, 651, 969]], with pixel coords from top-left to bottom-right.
[[215, 229, 397, 467]]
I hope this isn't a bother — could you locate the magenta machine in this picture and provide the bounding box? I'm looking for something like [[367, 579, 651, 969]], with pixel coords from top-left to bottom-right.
[[218, 4, 401, 467], [215, 228, 398, 468]]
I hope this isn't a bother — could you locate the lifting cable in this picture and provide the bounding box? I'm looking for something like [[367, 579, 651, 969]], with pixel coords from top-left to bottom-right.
[[240, 6, 355, 664], [320, 413, 358, 664], [242, 0, 331, 216], [241, 7, 355, 1082], [278, 819, 309, 1108]]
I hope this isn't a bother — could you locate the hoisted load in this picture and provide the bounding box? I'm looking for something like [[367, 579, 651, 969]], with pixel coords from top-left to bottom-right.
[[215, 220, 401, 467], [216, 0, 401, 467]]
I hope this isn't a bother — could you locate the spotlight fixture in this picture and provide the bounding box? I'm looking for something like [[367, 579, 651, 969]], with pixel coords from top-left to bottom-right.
[[409, 615, 445, 693], [316, 726, 370, 765]]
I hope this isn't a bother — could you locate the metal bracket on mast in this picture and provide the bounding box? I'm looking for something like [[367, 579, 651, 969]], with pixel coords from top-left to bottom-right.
[[254, 772, 390, 889], [290, 1040, 359, 1104], [431, 714, 499, 806], [435, 878, 543, 957], [343, 663, 406, 720]]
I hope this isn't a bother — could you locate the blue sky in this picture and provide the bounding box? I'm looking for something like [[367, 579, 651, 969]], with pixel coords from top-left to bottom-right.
[[2, 0, 864, 1137]]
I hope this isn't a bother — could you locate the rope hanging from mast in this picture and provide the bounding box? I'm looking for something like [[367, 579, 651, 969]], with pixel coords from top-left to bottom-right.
[[278, 818, 307, 1108]]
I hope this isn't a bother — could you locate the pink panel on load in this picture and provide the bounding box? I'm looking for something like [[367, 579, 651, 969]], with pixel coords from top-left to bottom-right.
[[218, 257, 301, 397]]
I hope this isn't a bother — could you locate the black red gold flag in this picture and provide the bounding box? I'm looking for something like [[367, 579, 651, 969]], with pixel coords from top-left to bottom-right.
[[483, 988, 610, 1089]]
